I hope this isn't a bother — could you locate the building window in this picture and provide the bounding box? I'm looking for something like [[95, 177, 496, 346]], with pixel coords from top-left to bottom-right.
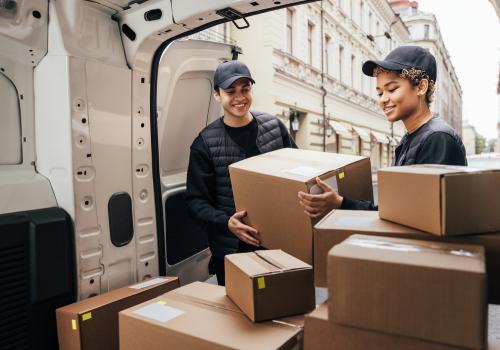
[[424, 24, 430, 39], [307, 22, 314, 65], [325, 35, 331, 75], [351, 55, 356, 88], [360, 1, 364, 29], [339, 45, 344, 82], [368, 11, 373, 34], [286, 9, 294, 54]]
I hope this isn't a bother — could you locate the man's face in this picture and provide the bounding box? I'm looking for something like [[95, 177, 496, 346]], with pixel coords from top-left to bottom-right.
[[376, 70, 419, 123], [214, 78, 253, 119]]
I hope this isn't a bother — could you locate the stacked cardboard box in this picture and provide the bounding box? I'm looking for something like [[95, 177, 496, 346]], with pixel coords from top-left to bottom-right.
[[225, 249, 315, 321], [119, 281, 304, 350], [328, 235, 487, 349], [305, 165, 500, 349], [304, 304, 500, 350], [304, 235, 488, 349], [56, 276, 179, 350], [313, 210, 500, 303], [229, 148, 373, 264], [378, 165, 500, 235]]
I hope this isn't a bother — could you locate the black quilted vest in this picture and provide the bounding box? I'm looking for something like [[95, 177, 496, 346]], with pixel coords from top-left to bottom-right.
[[200, 112, 284, 258]]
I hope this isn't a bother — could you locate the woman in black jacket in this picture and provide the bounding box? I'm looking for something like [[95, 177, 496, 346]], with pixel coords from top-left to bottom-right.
[[298, 45, 467, 215]]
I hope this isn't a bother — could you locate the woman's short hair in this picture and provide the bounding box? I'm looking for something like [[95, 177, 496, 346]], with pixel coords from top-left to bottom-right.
[[374, 66, 436, 105]]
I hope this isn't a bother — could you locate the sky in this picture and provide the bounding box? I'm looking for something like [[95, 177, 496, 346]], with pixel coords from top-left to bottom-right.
[[416, 0, 500, 139]]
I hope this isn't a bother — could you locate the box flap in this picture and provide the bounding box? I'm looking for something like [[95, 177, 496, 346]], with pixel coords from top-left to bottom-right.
[[229, 148, 367, 182], [331, 235, 485, 273], [226, 250, 311, 277]]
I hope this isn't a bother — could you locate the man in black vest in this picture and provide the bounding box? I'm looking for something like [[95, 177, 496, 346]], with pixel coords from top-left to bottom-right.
[[298, 45, 467, 214], [186, 60, 296, 285]]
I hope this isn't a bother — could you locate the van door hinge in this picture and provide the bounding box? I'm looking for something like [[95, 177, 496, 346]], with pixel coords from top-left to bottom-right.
[[216, 7, 249, 29]]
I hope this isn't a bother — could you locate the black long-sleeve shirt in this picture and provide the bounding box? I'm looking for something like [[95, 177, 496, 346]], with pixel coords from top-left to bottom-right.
[[341, 119, 467, 211], [186, 117, 297, 240]]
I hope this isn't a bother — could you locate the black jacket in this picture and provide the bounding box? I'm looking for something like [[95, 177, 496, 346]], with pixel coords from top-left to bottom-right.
[[185, 112, 296, 258], [341, 117, 467, 210]]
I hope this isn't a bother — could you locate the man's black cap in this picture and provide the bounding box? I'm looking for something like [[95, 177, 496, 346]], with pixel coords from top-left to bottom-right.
[[214, 60, 255, 90], [362, 45, 437, 82]]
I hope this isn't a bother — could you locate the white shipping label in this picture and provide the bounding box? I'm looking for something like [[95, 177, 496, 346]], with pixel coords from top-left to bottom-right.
[[283, 166, 321, 178], [133, 302, 184, 323], [129, 277, 165, 290], [309, 176, 338, 194]]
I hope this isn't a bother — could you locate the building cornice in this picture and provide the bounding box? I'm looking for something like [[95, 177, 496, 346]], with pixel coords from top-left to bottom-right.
[[273, 48, 386, 118]]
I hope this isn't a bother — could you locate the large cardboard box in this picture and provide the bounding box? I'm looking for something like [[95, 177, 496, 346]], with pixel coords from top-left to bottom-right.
[[305, 304, 500, 350], [378, 165, 500, 235], [313, 210, 500, 304], [304, 304, 466, 350], [56, 276, 179, 350], [229, 148, 372, 263], [329, 234, 487, 349], [225, 249, 315, 322], [119, 281, 303, 350]]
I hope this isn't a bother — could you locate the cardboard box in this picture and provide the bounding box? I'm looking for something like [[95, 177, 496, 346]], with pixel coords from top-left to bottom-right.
[[225, 249, 315, 322], [378, 165, 500, 236], [305, 303, 500, 350], [314, 210, 500, 304], [56, 276, 179, 350], [229, 148, 372, 263], [329, 234, 487, 349], [119, 281, 303, 350]]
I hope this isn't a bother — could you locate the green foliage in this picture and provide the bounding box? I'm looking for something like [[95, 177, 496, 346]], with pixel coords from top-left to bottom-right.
[[475, 134, 487, 154]]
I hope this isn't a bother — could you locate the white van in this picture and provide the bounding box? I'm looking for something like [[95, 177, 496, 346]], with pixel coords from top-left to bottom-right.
[[0, 0, 315, 348]]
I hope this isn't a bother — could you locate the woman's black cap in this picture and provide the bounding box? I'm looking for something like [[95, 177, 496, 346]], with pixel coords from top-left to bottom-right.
[[214, 60, 255, 90], [362, 45, 437, 82]]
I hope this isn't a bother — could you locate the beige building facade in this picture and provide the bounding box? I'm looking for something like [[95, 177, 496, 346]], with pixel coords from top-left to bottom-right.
[[390, 1, 463, 135], [195, 0, 410, 171], [462, 121, 477, 156]]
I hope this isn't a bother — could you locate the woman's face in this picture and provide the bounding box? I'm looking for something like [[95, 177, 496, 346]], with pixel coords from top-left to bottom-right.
[[376, 70, 419, 123]]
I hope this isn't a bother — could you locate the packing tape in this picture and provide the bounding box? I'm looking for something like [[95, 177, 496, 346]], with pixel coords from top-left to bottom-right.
[[82, 312, 92, 321], [71, 319, 77, 331], [338, 171, 345, 179], [157, 300, 167, 305], [257, 276, 266, 289], [345, 237, 480, 258]]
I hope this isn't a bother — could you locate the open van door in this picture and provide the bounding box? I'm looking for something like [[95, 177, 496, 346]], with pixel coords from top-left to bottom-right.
[[117, 0, 318, 282], [156, 39, 236, 283]]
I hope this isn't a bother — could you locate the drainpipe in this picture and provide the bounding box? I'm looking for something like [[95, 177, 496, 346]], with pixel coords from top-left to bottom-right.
[[321, 1, 327, 152]]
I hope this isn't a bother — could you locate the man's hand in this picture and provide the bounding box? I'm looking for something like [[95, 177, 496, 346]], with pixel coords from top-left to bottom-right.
[[298, 177, 343, 218], [228, 210, 260, 246]]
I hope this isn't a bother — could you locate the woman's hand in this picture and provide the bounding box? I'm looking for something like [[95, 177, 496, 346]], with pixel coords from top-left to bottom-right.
[[298, 177, 343, 218]]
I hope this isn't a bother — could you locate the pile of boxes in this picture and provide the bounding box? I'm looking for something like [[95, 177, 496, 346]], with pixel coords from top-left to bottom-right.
[[54, 149, 500, 349], [56, 250, 315, 350], [231, 148, 500, 349]]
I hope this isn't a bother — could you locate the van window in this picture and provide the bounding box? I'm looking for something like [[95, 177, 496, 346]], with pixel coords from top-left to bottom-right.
[[0, 73, 22, 165], [159, 77, 213, 175]]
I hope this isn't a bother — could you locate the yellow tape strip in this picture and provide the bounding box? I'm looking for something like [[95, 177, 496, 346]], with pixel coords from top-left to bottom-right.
[[157, 300, 167, 305], [71, 319, 77, 331], [82, 312, 92, 321], [257, 277, 266, 289], [338, 171, 345, 179]]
